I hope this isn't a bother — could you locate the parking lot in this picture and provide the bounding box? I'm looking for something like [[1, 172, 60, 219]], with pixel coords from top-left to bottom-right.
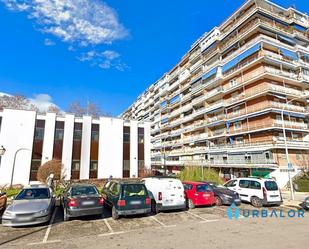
[[1, 203, 307, 249]]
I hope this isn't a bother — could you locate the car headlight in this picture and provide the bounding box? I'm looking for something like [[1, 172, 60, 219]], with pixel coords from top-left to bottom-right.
[[3, 210, 15, 218], [222, 194, 232, 199], [37, 209, 49, 215]]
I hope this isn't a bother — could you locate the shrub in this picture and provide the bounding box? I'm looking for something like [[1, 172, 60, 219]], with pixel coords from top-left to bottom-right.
[[294, 179, 309, 192], [37, 159, 62, 183], [178, 166, 224, 184]]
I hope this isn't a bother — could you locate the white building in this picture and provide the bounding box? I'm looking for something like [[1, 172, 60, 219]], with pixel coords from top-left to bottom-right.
[[0, 109, 151, 186]]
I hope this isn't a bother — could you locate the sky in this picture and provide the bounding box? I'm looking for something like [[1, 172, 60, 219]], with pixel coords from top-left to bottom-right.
[[0, 0, 308, 116]]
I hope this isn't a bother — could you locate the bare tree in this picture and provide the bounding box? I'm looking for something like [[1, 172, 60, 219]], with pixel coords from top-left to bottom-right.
[[0, 94, 37, 111], [47, 105, 61, 114], [67, 101, 108, 118]]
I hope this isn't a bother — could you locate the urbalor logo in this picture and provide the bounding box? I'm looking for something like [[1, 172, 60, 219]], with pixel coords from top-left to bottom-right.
[[227, 202, 240, 220]]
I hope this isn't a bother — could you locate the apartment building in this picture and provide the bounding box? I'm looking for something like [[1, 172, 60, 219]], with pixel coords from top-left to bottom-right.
[[0, 109, 151, 186], [122, 0, 309, 187]]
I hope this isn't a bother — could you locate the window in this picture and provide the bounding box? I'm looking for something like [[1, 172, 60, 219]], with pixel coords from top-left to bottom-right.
[[236, 137, 244, 144], [123, 126, 130, 143], [138, 128, 144, 143], [196, 184, 211, 192], [122, 184, 146, 197], [276, 115, 282, 121], [54, 129, 64, 140], [265, 152, 270, 160], [278, 132, 284, 141], [234, 121, 242, 130], [71, 161, 80, 171], [290, 117, 296, 124], [239, 180, 250, 188], [292, 133, 299, 140], [91, 131, 99, 141], [233, 106, 240, 115], [34, 128, 44, 140], [73, 130, 82, 140], [250, 181, 261, 190], [110, 183, 120, 195], [183, 184, 193, 190], [225, 180, 237, 187], [90, 161, 98, 171], [264, 181, 278, 191], [230, 78, 237, 87]]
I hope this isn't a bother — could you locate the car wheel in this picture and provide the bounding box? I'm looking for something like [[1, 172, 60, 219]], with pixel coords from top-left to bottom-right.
[[63, 208, 70, 221], [215, 196, 223, 206], [251, 197, 262, 208], [188, 199, 195, 209], [151, 200, 158, 214], [112, 206, 119, 220]]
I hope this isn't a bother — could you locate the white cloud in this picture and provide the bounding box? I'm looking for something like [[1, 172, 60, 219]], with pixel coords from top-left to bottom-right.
[[2, 0, 128, 45], [29, 93, 60, 112], [78, 49, 125, 71], [44, 38, 55, 46]]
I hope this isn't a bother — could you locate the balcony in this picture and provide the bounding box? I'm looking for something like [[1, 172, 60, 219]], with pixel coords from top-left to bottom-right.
[[207, 114, 226, 124], [205, 86, 224, 100]]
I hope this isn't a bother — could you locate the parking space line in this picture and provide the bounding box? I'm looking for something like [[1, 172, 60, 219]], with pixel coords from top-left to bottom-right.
[[103, 219, 114, 233], [98, 231, 124, 237], [28, 240, 61, 246], [42, 207, 58, 243], [186, 211, 218, 223], [149, 215, 176, 228]]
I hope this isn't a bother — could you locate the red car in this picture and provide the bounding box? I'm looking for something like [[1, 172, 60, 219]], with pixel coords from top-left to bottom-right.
[[183, 181, 215, 209]]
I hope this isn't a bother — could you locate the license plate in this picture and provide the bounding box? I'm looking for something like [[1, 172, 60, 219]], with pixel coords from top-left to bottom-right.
[[17, 216, 32, 222], [130, 200, 141, 205], [270, 195, 278, 197], [82, 201, 95, 205]]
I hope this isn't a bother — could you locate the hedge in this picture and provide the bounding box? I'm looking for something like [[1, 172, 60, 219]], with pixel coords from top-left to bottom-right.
[[294, 179, 309, 192]]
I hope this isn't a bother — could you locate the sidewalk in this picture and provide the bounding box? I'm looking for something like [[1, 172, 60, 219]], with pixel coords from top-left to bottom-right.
[[281, 191, 308, 210]]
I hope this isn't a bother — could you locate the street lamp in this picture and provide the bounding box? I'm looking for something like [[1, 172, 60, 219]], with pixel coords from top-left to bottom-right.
[[10, 148, 31, 188], [0, 146, 6, 156], [281, 93, 309, 201]]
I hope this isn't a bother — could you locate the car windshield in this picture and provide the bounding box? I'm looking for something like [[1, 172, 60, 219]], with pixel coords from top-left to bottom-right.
[[15, 188, 50, 200], [72, 186, 98, 196], [196, 184, 212, 192], [123, 184, 146, 197], [264, 181, 278, 191], [210, 183, 226, 190]]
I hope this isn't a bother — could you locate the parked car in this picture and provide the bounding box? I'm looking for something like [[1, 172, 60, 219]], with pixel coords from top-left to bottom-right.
[[61, 183, 104, 221], [183, 181, 215, 209], [207, 182, 241, 206], [301, 196, 309, 210], [102, 180, 151, 219], [0, 191, 7, 212], [2, 184, 56, 226], [224, 177, 282, 207], [142, 177, 186, 212]]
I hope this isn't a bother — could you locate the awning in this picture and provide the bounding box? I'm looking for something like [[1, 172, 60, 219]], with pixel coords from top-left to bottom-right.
[[280, 48, 298, 60], [202, 67, 217, 80], [222, 43, 261, 73], [278, 34, 296, 45]]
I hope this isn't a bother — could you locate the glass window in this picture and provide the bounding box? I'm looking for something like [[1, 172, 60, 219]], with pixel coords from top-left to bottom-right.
[[111, 183, 120, 195], [55, 129, 64, 140], [91, 131, 99, 141], [15, 188, 50, 200], [72, 161, 80, 171], [250, 181, 261, 190], [225, 180, 237, 187], [90, 161, 98, 171], [183, 184, 193, 190], [234, 121, 242, 130], [34, 128, 44, 140], [138, 134, 144, 143], [72, 186, 98, 196], [73, 130, 82, 140], [122, 184, 146, 197], [239, 180, 250, 188], [196, 184, 211, 192], [264, 181, 278, 191]]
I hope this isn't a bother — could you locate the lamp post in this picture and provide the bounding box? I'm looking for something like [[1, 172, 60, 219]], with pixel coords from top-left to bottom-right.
[[10, 148, 31, 188], [281, 93, 309, 201], [0, 146, 6, 156]]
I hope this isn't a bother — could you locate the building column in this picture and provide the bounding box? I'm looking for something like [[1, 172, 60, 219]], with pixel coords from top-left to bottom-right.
[[98, 117, 123, 178], [61, 114, 75, 180], [0, 109, 36, 186], [144, 122, 151, 169], [80, 116, 92, 180], [130, 120, 138, 178], [41, 113, 56, 164]]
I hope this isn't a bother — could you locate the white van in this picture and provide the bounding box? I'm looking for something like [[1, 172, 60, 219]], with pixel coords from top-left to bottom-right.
[[224, 177, 282, 207], [142, 177, 186, 212]]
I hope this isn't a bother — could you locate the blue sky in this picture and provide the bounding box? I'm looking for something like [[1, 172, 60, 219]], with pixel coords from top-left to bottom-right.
[[0, 0, 308, 116]]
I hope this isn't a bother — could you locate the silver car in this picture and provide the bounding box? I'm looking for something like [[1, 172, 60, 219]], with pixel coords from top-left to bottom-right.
[[2, 185, 56, 227]]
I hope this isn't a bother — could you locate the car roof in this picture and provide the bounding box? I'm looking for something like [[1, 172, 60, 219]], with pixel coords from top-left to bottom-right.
[[182, 181, 208, 185], [24, 184, 50, 189], [143, 176, 178, 180], [69, 183, 96, 187], [110, 180, 144, 185]]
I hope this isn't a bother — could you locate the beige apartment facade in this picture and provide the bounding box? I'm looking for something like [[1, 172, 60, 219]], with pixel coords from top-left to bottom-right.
[[122, 0, 309, 187]]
